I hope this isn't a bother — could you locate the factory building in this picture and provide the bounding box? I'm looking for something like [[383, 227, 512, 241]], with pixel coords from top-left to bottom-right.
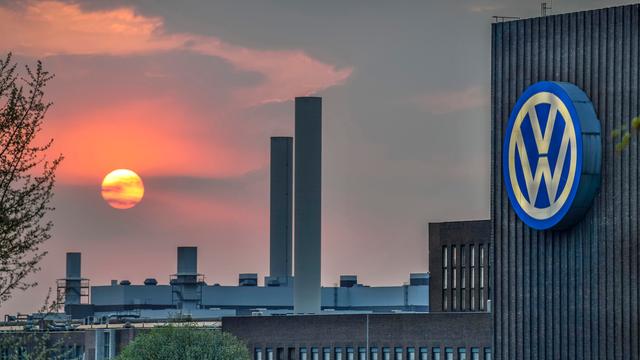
[[9, 2, 638, 358], [428, 220, 491, 313], [222, 313, 491, 360], [1, 218, 488, 360], [61, 248, 429, 320], [51, 96, 428, 322], [492, 4, 640, 359]]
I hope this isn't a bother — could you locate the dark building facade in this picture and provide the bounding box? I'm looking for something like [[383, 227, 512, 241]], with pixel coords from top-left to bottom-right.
[[222, 313, 492, 360], [429, 220, 491, 313], [492, 4, 640, 359]]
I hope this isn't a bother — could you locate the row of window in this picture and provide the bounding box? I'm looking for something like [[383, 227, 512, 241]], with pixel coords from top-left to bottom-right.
[[254, 346, 491, 360], [442, 244, 488, 311]]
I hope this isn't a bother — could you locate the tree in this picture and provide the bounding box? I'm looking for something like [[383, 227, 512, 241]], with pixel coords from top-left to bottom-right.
[[0, 289, 73, 359], [116, 324, 251, 360], [0, 53, 62, 304]]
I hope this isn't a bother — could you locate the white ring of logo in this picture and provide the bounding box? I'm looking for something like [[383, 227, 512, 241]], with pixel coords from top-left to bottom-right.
[[507, 92, 578, 220]]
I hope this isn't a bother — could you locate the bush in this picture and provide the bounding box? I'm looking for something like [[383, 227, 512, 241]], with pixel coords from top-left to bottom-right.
[[116, 324, 250, 360]]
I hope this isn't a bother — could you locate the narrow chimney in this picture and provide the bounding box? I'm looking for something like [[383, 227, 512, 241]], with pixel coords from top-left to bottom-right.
[[270, 137, 293, 281], [177, 247, 198, 275], [294, 97, 322, 313], [65, 252, 82, 305]]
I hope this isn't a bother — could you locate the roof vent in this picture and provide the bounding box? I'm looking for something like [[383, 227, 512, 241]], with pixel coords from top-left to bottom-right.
[[339, 275, 358, 288], [144, 278, 157, 286], [119, 280, 131, 286], [239, 273, 258, 287]]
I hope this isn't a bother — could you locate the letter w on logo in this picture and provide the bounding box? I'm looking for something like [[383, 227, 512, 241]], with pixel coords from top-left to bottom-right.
[[514, 104, 571, 206]]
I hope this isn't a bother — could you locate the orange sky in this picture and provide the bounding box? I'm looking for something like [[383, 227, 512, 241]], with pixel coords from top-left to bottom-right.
[[0, 0, 510, 315]]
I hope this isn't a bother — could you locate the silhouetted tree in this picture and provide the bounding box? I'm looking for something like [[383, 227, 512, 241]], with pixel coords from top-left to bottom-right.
[[0, 289, 75, 359], [117, 324, 251, 360], [0, 53, 62, 305]]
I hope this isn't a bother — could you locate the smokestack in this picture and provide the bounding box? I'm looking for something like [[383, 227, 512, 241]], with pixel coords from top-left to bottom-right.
[[294, 97, 322, 313], [173, 247, 201, 310], [65, 252, 81, 305], [270, 137, 293, 281], [177, 247, 197, 275]]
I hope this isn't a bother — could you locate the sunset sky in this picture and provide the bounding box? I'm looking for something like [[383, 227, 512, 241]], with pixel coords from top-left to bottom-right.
[[0, 0, 631, 315]]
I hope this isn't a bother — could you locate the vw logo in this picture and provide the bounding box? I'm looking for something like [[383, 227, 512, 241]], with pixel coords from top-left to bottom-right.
[[503, 81, 601, 230]]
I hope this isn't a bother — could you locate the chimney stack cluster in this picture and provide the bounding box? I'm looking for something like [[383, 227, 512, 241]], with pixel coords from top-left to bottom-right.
[[270, 97, 323, 314]]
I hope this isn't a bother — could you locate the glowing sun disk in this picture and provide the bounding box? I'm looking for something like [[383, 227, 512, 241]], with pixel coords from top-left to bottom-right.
[[101, 169, 144, 209]]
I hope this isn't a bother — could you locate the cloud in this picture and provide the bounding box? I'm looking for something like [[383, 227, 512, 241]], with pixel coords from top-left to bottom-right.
[[0, 1, 352, 104], [412, 85, 488, 114]]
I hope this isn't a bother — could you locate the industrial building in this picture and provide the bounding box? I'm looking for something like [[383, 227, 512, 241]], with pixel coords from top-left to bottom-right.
[[5, 3, 636, 359], [60, 247, 429, 320], [223, 313, 491, 360], [0, 94, 493, 359], [492, 4, 640, 359], [428, 220, 491, 313], [1, 218, 489, 360], [51, 97, 428, 322]]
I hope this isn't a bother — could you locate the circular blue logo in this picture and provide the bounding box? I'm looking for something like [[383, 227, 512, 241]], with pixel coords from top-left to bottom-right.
[[503, 81, 601, 230]]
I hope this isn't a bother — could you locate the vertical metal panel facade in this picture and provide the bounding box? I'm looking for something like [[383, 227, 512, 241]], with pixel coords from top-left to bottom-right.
[[492, 5, 640, 359]]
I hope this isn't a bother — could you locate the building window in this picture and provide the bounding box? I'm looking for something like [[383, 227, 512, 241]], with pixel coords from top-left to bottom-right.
[[480, 244, 486, 310], [458, 348, 466, 360], [407, 347, 415, 360], [418, 348, 428, 360], [323, 348, 331, 360], [266, 348, 273, 360], [483, 348, 491, 360], [395, 347, 403, 360], [442, 245, 449, 311], [432, 348, 441, 360], [470, 244, 476, 311], [370, 347, 379, 360], [300, 348, 308, 360], [103, 331, 111, 359], [471, 348, 479, 360], [461, 245, 466, 310], [358, 347, 367, 360], [312, 347, 320, 360], [383, 347, 391, 360], [347, 347, 355, 360], [335, 348, 343, 360], [452, 245, 457, 311], [444, 347, 453, 360], [254, 348, 263, 360]]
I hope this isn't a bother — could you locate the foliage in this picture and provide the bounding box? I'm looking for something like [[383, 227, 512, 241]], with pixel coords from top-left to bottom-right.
[[612, 116, 640, 151], [116, 324, 251, 360], [0, 289, 73, 359], [0, 53, 62, 304]]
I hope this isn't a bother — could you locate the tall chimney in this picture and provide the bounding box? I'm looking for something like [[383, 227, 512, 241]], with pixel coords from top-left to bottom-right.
[[294, 97, 322, 313], [270, 137, 293, 281], [65, 252, 81, 305], [174, 247, 200, 310]]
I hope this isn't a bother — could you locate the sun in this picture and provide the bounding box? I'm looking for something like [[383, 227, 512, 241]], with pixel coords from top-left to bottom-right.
[[101, 169, 144, 209]]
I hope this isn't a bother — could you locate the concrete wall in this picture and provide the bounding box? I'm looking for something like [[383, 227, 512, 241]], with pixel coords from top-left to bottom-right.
[[492, 5, 640, 359]]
